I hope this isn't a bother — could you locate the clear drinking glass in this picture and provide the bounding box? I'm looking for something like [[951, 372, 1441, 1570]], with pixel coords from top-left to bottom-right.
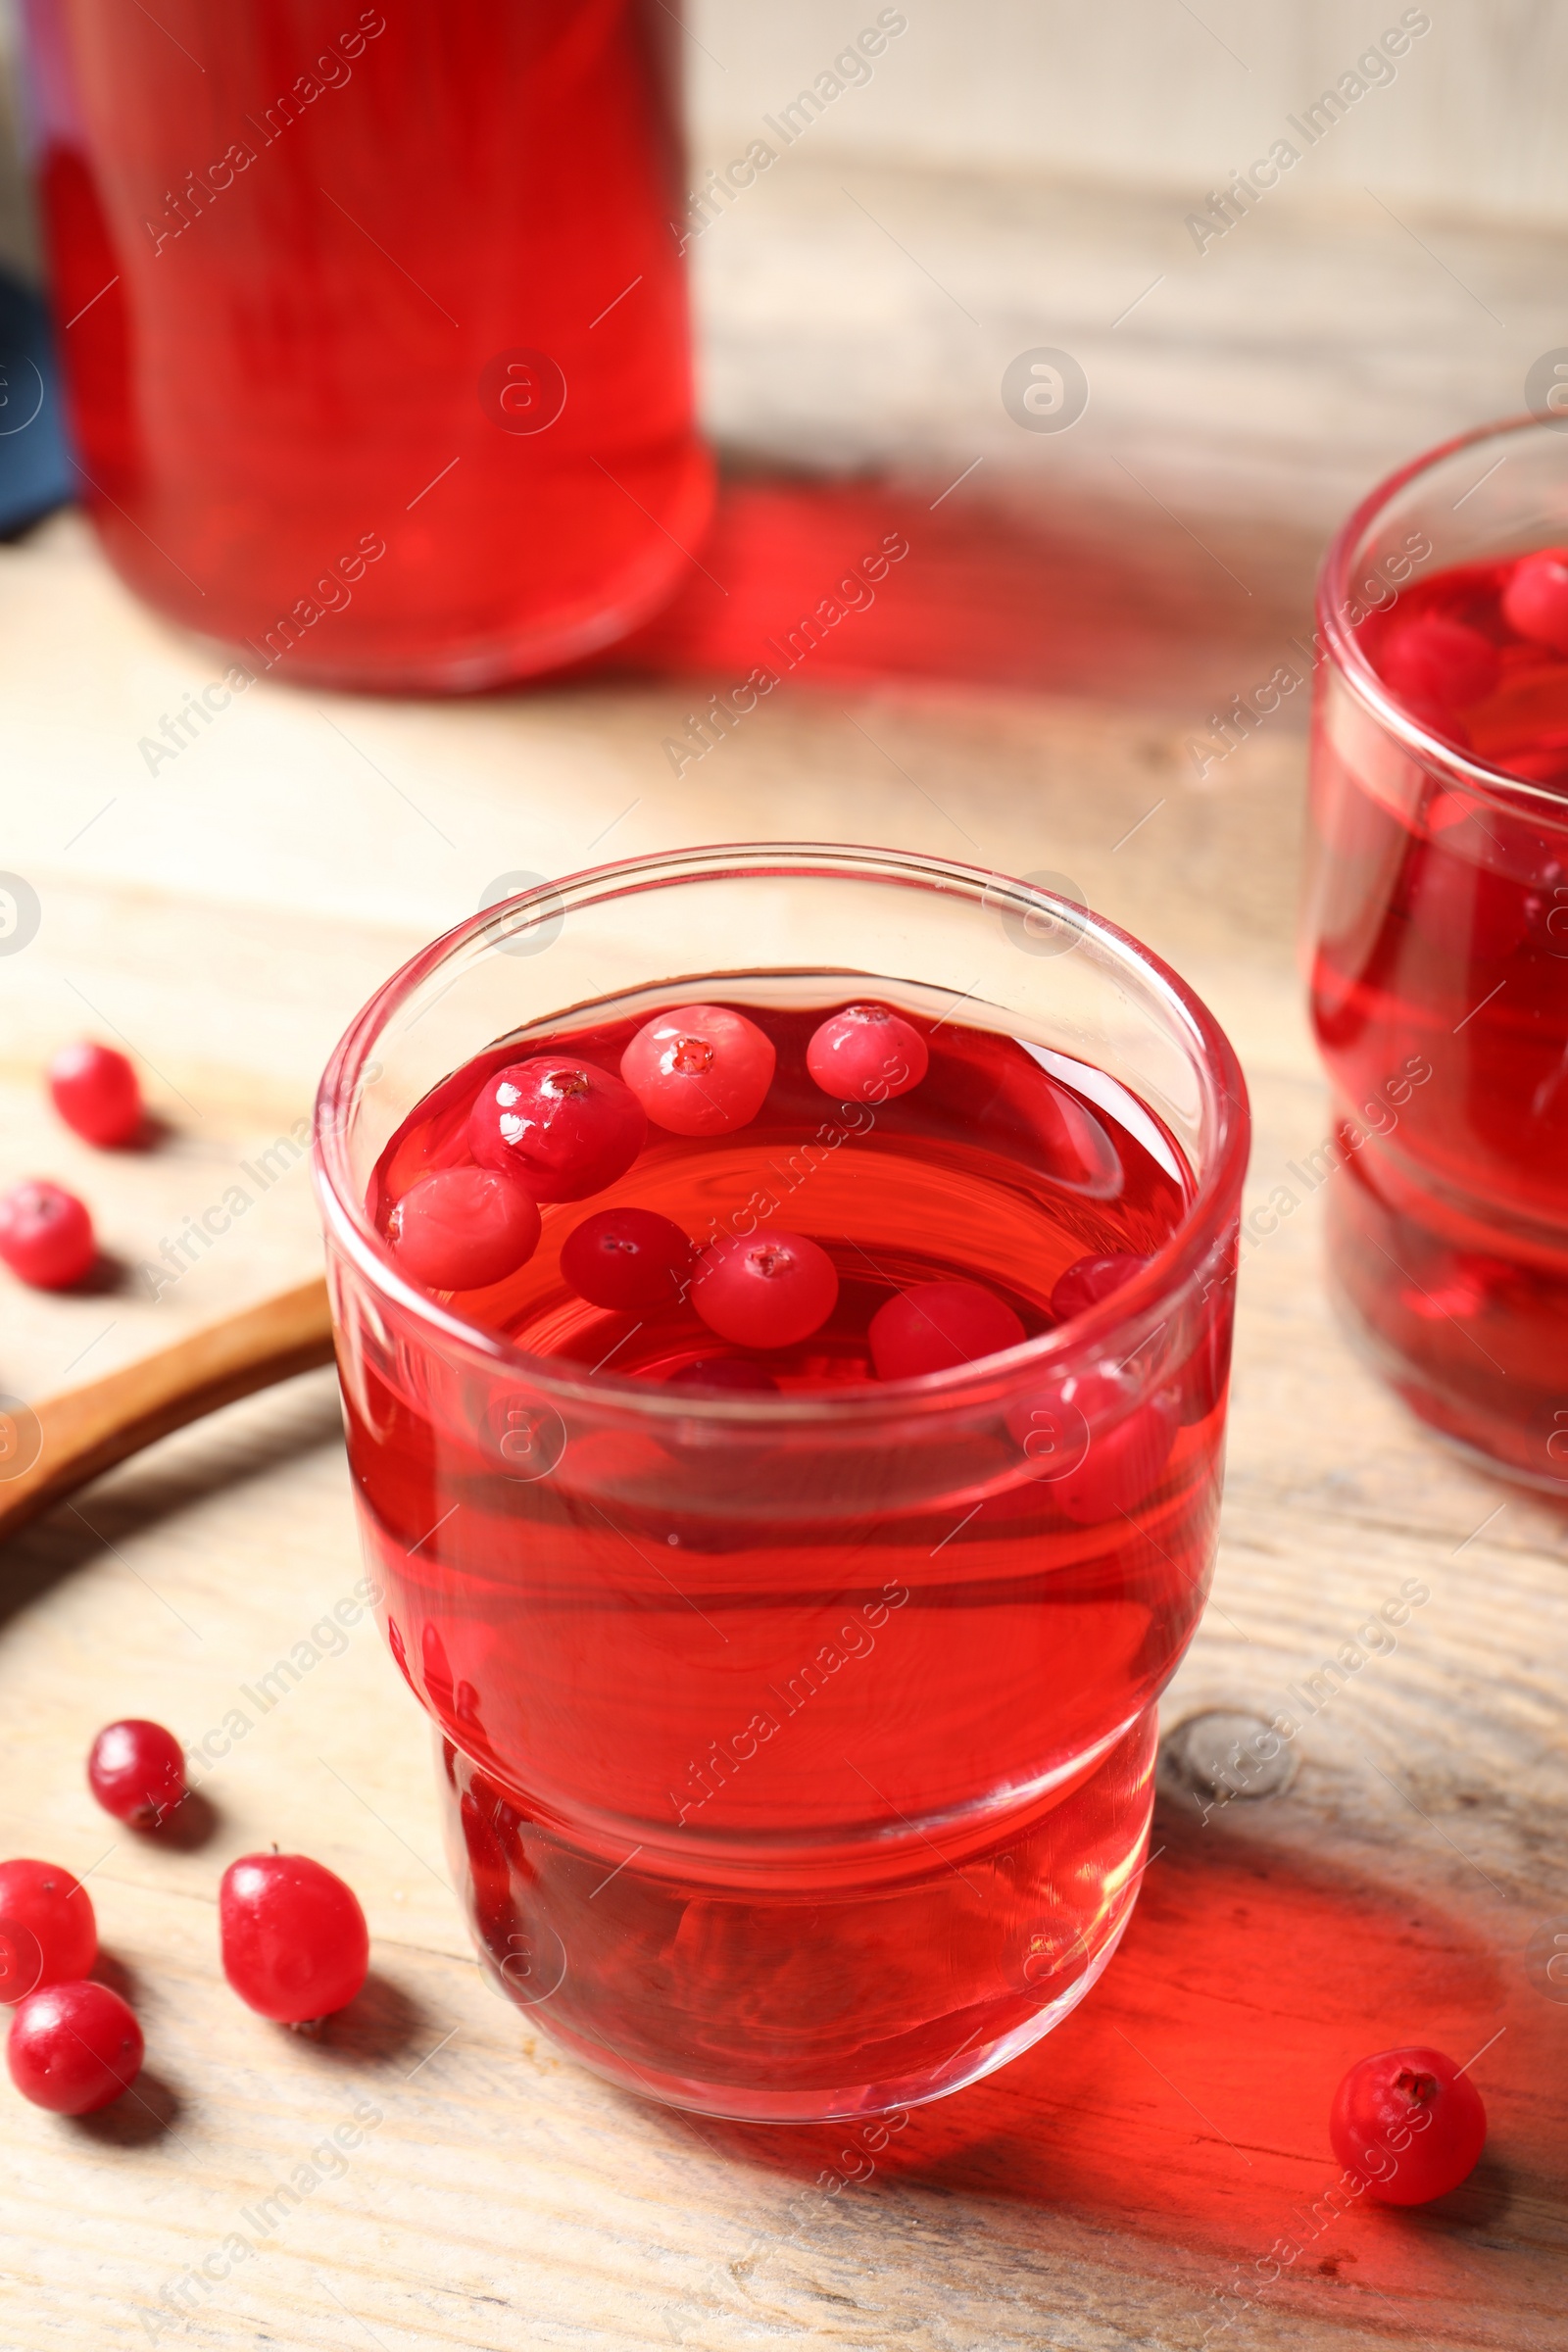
[[313, 845, 1250, 2121], [1303, 416, 1568, 1487]]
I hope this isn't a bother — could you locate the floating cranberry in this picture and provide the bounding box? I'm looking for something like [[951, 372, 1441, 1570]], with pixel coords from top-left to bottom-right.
[[219, 1852, 369, 2027], [1050, 1252, 1151, 1324], [869, 1280, 1025, 1380], [86, 1720, 187, 1829], [389, 1165, 541, 1290], [691, 1230, 838, 1348], [47, 1041, 142, 1147], [0, 1180, 95, 1289], [560, 1206, 692, 1310], [1380, 614, 1501, 712], [1008, 1368, 1177, 1523], [1501, 547, 1568, 656], [1403, 840, 1527, 961], [620, 1004, 775, 1137], [806, 1004, 929, 1104], [0, 1859, 96, 2003], [1330, 2045, 1486, 2204], [8, 1981, 143, 2114], [664, 1355, 780, 1394], [467, 1057, 646, 1201]]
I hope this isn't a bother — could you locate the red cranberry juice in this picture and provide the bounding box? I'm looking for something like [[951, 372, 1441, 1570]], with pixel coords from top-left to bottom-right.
[[1308, 554, 1568, 1481], [346, 1003, 1228, 2111], [24, 0, 708, 688]]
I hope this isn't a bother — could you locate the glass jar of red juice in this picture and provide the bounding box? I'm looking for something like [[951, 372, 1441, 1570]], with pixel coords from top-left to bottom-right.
[[21, 0, 710, 689]]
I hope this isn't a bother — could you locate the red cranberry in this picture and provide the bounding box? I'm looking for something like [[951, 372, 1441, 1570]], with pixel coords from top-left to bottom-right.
[[47, 1041, 142, 1147], [0, 1180, 95, 1289], [560, 1207, 692, 1310], [1403, 840, 1526, 961], [1008, 1368, 1177, 1522], [1330, 2045, 1486, 2204], [620, 1004, 775, 1137], [664, 1355, 780, 1393], [1380, 614, 1501, 712], [86, 1720, 186, 1829], [1050, 1252, 1151, 1324], [691, 1229, 838, 1348], [467, 1057, 646, 1201], [389, 1165, 541, 1290], [869, 1280, 1025, 1380], [1501, 547, 1568, 656], [8, 1981, 143, 2114], [219, 1852, 369, 2026], [0, 1859, 97, 2003], [806, 1004, 928, 1104]]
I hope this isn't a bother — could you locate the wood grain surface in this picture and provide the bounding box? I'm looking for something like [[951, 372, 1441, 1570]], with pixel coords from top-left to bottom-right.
[[0, 1277, 332, 1545], [5, 110, 1568, 2323], [0, 483, 1564, 2351]]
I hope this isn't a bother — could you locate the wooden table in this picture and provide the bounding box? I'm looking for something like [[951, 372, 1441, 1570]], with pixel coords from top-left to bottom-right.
[[3, 166, 1567, 2343]]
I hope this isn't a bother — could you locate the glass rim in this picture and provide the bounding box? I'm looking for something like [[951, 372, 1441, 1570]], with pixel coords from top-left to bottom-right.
[[312, 841, 1250, 1424], [1318, 409, 1568, 818]]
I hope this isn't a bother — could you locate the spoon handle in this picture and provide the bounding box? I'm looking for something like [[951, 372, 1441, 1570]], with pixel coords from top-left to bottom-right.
[[0, 1277, 335, 1546]]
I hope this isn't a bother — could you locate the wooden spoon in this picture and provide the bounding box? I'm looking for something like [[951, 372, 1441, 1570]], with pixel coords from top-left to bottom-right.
[[0, 1277, 335, 1546]]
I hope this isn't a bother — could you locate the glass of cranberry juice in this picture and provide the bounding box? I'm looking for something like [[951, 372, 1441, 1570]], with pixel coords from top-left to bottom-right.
[[1303, 416, 1568, 1487], [313, 846, 1249, 2121]]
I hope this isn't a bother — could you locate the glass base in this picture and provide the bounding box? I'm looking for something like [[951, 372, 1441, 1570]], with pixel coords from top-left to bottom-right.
[[438, 1710, 1157, 2124], [1324, 1159, 1568, 1494], [90, 441, 715, 698], [531, 1912, 1134, 2124], [1331, 1281, 1568, 1495]]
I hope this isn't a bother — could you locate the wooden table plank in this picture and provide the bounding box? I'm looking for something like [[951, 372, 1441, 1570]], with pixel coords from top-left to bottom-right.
[[3, 146, 1567, 2328], [0, 512, 1564, 2349]]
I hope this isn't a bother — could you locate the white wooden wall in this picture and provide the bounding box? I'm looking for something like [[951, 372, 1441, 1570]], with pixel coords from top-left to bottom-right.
[[687, 0, 1568, 225], [1, 3, 1564, 246]]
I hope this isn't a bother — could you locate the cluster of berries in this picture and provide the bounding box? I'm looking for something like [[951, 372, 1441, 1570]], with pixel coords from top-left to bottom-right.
[[3, 1719, 367, 2116], [0, 1042, 143, 1291], [387, 999, 1133, 1378], [388, 1000, 938, 1356], [1377, 546, 1568, 767]]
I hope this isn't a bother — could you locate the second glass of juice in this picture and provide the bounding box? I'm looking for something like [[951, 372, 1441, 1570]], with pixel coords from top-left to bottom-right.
[[314, 846, 1250, 2121], [1303, 416, 1568, 1487]]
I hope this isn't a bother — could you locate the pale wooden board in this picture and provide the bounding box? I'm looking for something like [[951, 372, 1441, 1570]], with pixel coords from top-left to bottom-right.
[[682, 0, 1568, 229], [0, 514, 1565, 2349]]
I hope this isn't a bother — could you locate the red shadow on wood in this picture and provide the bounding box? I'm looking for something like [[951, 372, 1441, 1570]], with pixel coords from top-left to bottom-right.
[[579, 469, 1320, 717], [679, 1805, 1561, 2329]]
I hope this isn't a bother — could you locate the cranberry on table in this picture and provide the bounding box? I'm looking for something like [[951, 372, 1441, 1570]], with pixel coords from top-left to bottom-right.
[[1379, 614, 1501, 712], [0, 1180, 95, 1289], [86, 1720, 186, 1830], [620, 1004, 776, 1137], [46, 1041, 143, 1147], [0, 1859, 97, 2003], [219, 1852, 369, 2026], [467, 1057, 647, 1202], [389, 1165, 541, 1290], [806, 1004, 929, 1104], [869, 1280, 1025, 1380], [691, 1230, 838, 1348], [1330, 2045, 1487, 2203], [1501, 547, 1568, 656], [8, 1981, 143, 2114], [1049, 1252, 1151, 1324], [560, 1206, 692, 1310]]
